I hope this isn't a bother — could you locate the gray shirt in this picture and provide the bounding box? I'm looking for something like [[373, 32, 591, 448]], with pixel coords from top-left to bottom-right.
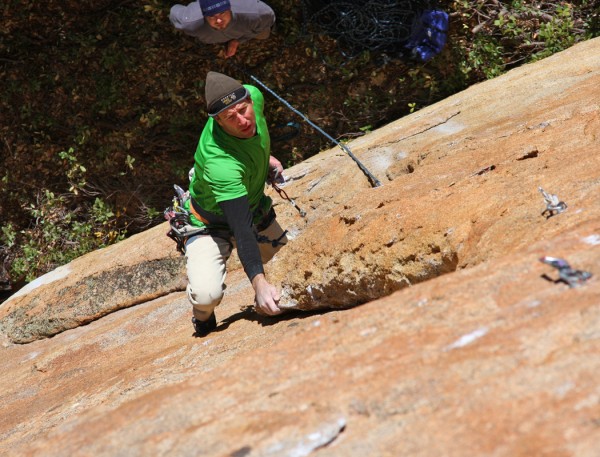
[[169, 0, 275, 44]]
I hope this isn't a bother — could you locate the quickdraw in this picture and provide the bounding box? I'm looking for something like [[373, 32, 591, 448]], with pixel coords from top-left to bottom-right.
[[540, 256, 592, 288], [270, 179, 307, 218], [539, 186, 567, 218]]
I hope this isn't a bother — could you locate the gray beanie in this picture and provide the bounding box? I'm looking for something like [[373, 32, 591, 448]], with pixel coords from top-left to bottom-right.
[[205, 71, 249, 117]]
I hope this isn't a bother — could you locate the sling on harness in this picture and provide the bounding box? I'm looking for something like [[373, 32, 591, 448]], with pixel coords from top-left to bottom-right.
[[164, 185, 209, 254], [164, 183, 289, 254]]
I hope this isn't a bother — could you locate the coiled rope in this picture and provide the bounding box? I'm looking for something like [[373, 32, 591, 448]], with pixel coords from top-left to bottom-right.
[[302, 0, 434, 59]]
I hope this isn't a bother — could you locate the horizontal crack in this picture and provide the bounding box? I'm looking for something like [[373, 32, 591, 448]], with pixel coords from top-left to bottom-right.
[[386, 111, 462, 145]]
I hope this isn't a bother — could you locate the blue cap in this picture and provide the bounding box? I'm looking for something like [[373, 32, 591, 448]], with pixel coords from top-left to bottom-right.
[[200, 0, 231, 16]]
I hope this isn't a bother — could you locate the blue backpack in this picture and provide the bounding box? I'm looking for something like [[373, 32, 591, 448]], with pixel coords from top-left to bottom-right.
[[404, 10, 449, 62]]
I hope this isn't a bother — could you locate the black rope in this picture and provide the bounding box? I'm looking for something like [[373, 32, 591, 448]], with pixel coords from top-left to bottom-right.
[[228, 62, 382, 188], [302, 0, 435, 60]]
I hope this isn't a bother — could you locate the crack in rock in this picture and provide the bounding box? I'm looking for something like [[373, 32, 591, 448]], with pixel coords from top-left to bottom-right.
[[387, 111, 462, 144]]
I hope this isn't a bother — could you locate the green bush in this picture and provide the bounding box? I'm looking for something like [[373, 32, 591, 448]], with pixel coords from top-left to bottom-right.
[[1, 150, 125, 283]]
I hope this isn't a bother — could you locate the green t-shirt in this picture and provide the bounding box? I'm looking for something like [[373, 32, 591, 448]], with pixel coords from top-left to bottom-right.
[[187, 84, 272, 229]]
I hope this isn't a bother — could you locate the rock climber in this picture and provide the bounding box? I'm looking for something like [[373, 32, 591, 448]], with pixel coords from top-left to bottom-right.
[[183, 71, 287, 336]]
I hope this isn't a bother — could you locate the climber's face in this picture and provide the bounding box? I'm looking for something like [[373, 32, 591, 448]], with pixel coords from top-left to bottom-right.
[[215, 98, 256, 139], [206, 10, 232, 30]]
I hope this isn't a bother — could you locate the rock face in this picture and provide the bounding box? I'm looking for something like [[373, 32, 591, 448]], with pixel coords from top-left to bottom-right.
[[269, 38, 600, 310], [0, 223, 186, 343], [0, 38, 599, 456]]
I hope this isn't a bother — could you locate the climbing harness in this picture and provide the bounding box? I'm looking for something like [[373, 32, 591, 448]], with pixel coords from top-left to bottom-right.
[[539, 186, 567, 218], [539, 256, 592, 288], [164, 183, 290, 253]]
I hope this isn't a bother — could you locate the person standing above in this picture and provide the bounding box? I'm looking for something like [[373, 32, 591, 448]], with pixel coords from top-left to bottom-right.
[[183, 71, 287, 337], [169, 0, 276, 58]]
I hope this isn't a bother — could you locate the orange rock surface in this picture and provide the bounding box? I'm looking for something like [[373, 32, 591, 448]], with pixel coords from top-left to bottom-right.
[[1, 38, 599, 456]]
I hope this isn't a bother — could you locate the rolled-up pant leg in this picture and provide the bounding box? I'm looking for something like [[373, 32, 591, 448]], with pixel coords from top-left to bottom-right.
[[185, 235, 232, 321]]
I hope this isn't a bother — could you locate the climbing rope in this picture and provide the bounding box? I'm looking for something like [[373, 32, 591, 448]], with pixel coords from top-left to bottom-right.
[[228, 62, 382, 188], [302, 0, 435, 59]]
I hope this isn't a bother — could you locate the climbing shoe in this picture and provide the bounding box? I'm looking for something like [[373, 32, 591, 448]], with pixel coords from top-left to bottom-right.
[[191, 313, 217, 337]]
